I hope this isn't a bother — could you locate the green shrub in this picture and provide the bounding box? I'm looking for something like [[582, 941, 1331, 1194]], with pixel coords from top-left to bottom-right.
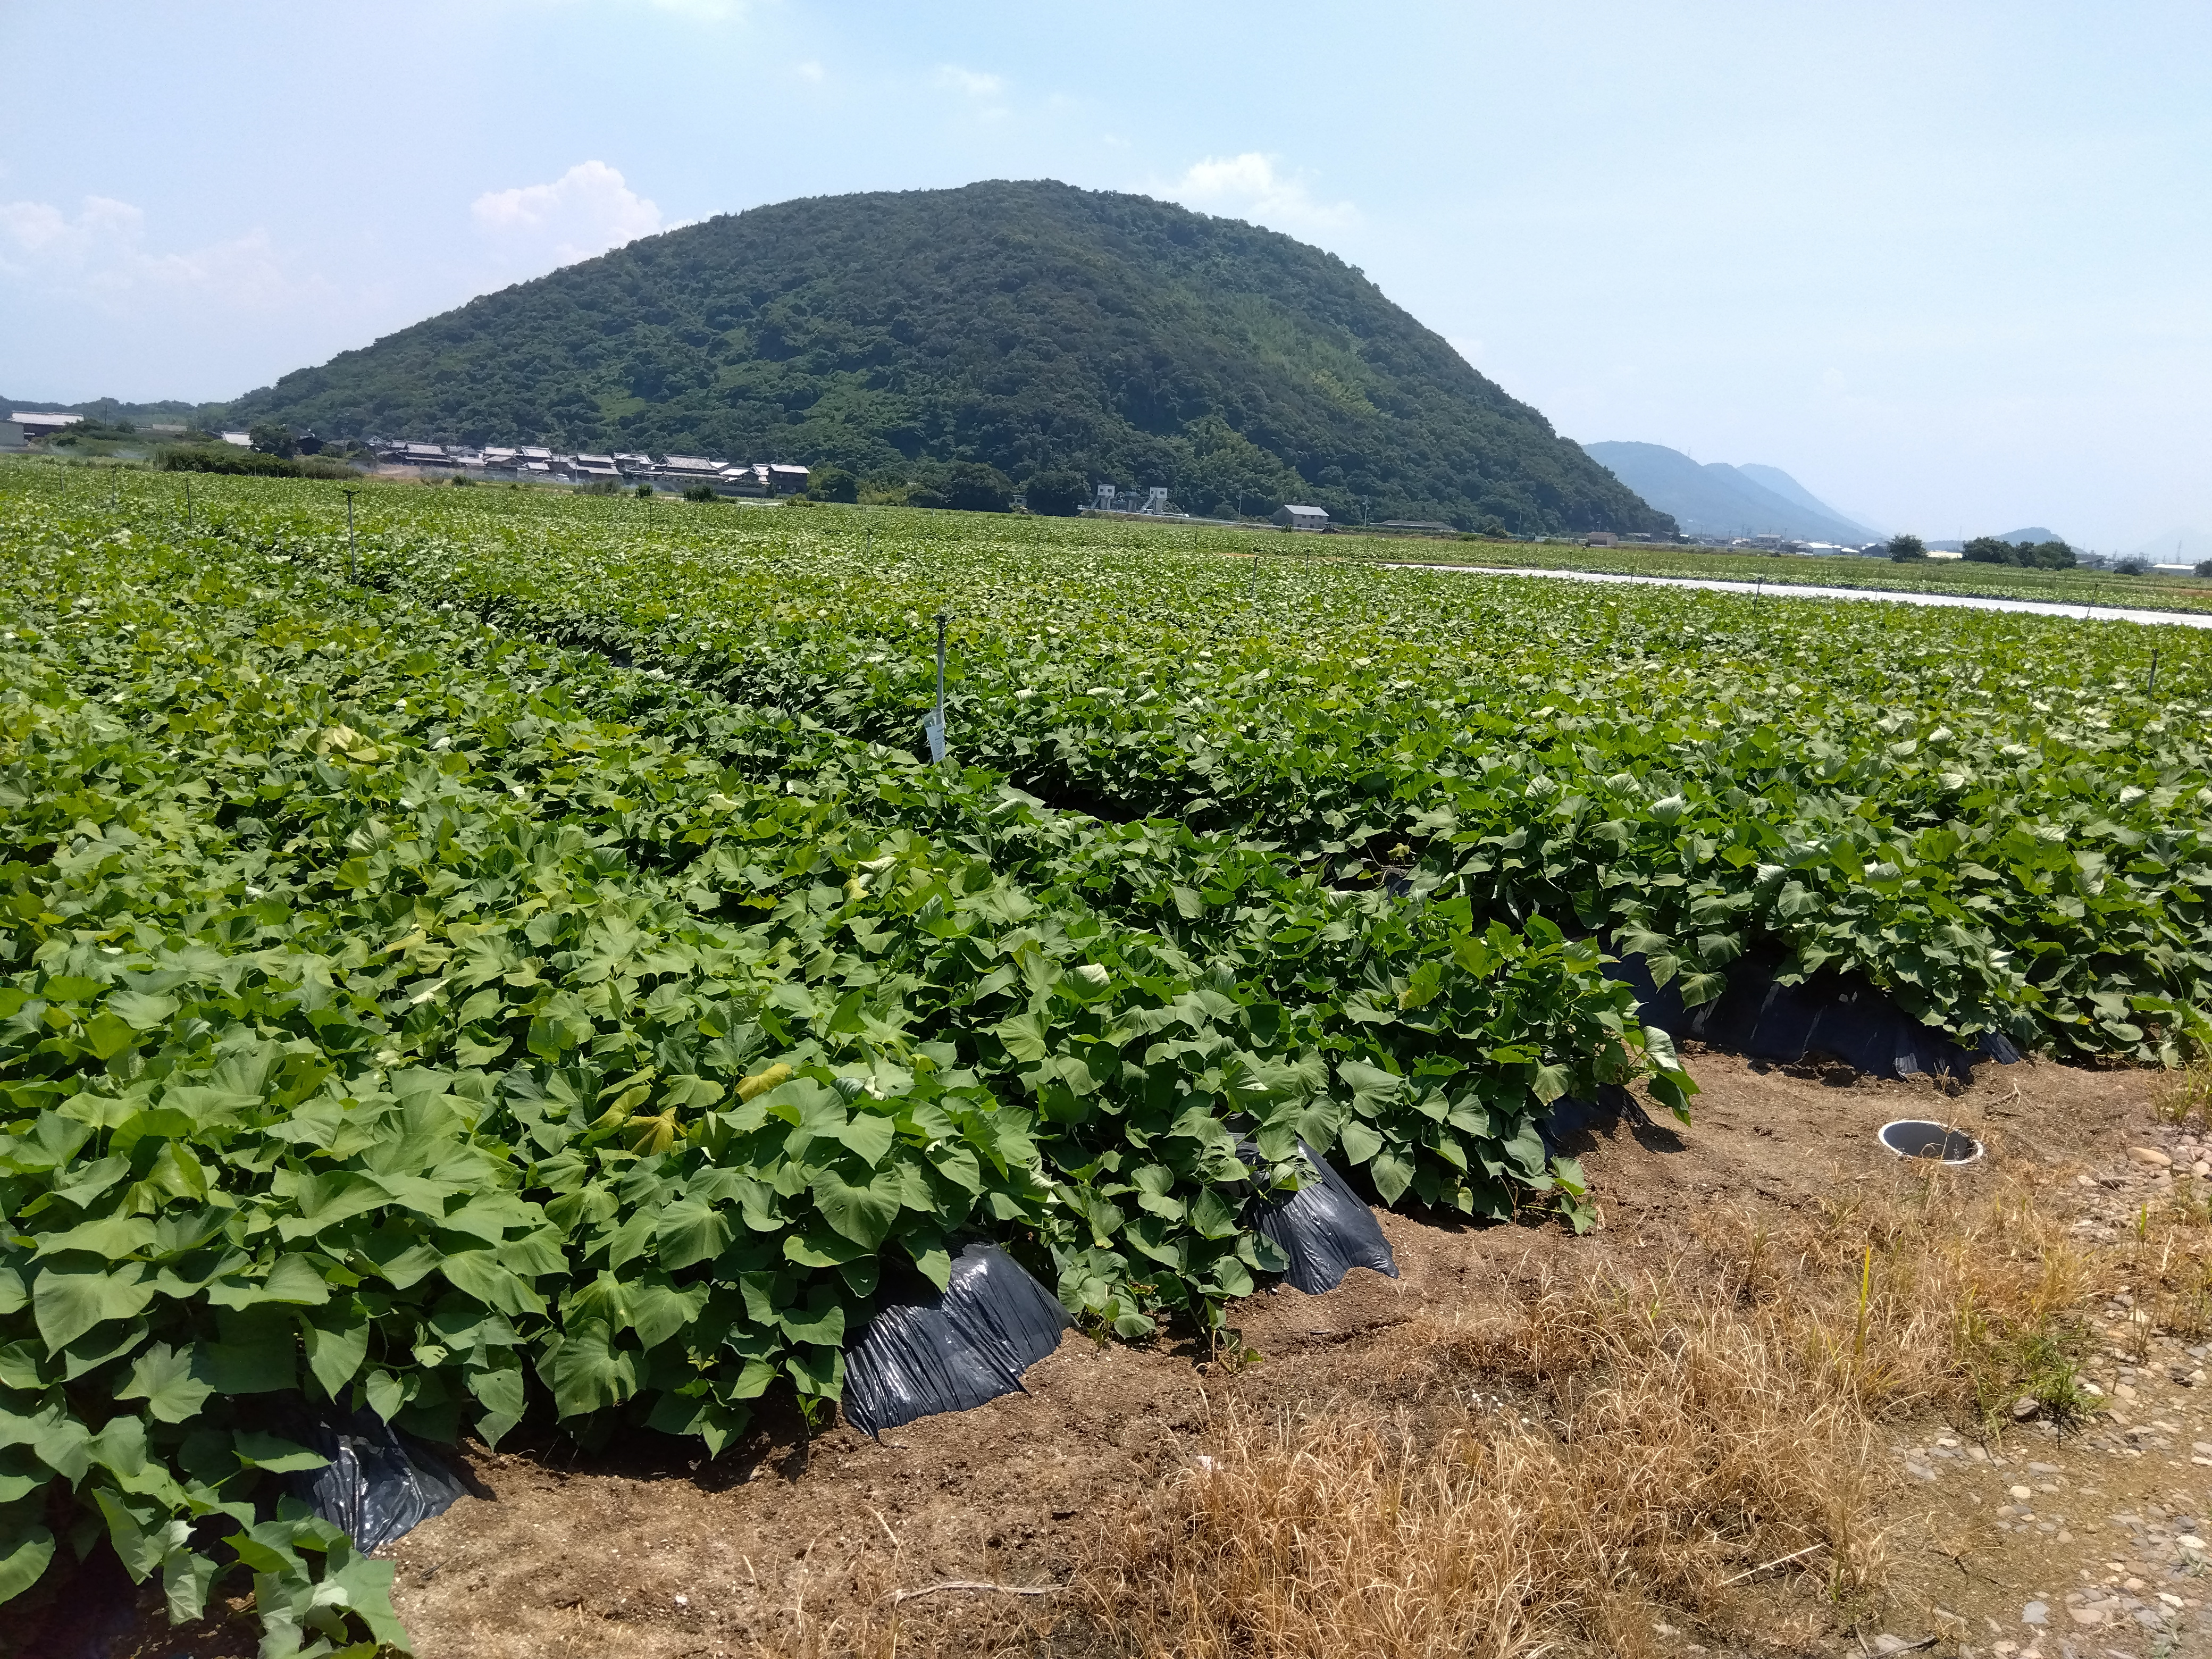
[[808, 466, 859, 504], [1025, 468, 1087, 517], [248, 421, 297, 459], [47, 419, 136, 447], [945, 461, 1013, 513]]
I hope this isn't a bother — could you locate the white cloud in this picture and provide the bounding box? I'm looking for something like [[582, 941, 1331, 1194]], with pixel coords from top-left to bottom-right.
[[1, 194, 139, 260], [935, 64, 1004, 97], [792, 58, 825, 83], [1159, 152, 1356, 236], [471, 161, 666, 269], [0, 192, 290, 305]]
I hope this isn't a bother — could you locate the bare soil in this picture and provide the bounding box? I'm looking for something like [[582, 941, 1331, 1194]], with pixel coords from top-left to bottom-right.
[[43, 1048, 2211, 1658]]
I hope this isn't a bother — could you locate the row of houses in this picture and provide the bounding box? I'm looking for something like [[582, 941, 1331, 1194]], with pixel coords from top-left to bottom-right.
[[373, 439, 808, 495]]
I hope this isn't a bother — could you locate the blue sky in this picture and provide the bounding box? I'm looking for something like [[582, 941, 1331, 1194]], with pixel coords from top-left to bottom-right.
[[3, 0, 2206, 550]]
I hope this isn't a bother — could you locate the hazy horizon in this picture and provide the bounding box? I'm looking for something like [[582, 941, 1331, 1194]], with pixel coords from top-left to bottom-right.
[[4, 0, 2205, 549]]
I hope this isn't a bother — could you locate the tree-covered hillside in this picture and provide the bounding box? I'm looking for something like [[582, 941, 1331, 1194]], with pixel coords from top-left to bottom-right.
[[223, 181, 1670, 534]]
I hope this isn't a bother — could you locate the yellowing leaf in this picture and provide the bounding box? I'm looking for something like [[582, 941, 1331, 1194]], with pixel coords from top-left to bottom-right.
[[735, 1062, 794, 1102], [627, 1109, 683, 1156]]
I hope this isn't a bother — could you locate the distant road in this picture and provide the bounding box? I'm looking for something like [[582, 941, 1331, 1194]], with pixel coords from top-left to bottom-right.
[[1388, 562, 2212, 630]]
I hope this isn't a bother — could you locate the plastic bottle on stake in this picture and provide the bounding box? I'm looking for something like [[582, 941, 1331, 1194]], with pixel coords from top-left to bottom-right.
[[923, 611, 948, 764]]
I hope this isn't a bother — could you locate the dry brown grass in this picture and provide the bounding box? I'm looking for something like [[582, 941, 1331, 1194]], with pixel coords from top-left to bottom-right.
[[2155, 1061, 2212, 1128], [765, 1167, 2117, 1659], [1073, 1169, 2103, 1659], [2132, 1172, 2212, 1352]]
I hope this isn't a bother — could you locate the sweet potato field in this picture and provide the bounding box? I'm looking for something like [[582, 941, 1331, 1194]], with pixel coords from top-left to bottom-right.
[[2, 464, 2209, 1653]]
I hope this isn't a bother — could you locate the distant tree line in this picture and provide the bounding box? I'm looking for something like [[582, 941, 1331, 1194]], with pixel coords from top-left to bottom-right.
[[45, 419, 139, 447], [156, 445, 358, 480], [1963, 536, 2076, 569]]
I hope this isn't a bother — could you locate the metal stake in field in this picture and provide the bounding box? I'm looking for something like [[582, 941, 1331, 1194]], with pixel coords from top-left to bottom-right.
[[923, 610, 949, 765], [341, 488, 359, 582], [184, 477, 191, 533]]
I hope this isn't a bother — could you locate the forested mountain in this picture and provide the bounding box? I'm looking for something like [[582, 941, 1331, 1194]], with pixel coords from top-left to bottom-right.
[[220, 181, 1670, 533]]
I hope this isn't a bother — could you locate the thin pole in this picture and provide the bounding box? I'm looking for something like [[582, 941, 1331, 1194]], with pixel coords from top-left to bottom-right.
[[342, 488, 358, 582], [935, 611, 948, 723], [2148, 648, 2159, 700], [185, 476, 191, 532]]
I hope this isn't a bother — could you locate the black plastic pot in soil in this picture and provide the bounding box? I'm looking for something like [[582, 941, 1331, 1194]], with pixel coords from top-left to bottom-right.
[[1246, 1141, 1400, 1295], [841, 1241, 1071, 1440], [278, 1405, 468, 1554], [1879, 1119, 1984, 1163], [1610, 952, 2021, 1081]]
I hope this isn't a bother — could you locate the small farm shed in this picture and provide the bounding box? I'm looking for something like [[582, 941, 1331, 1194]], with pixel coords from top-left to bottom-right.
[[1274, 504, 1329, 532], [10, 411, 80, 442]]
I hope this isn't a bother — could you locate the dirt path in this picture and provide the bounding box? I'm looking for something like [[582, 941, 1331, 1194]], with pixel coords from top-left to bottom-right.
[[64, 1048, 2212, 1658]]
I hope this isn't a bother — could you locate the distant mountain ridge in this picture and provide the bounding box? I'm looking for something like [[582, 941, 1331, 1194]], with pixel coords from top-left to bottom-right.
[[2133, 527, 2211, 565], [1735, 464, 1887, 537], [1580, 441, 1876, 544], [205, 180, 1670, 535], [2, 395, 208, 425]]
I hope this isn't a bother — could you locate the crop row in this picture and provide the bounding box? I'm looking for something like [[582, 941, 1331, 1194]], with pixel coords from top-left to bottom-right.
[[0, 487, 1678, 1648], [81, 467, 2212, 1066]]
